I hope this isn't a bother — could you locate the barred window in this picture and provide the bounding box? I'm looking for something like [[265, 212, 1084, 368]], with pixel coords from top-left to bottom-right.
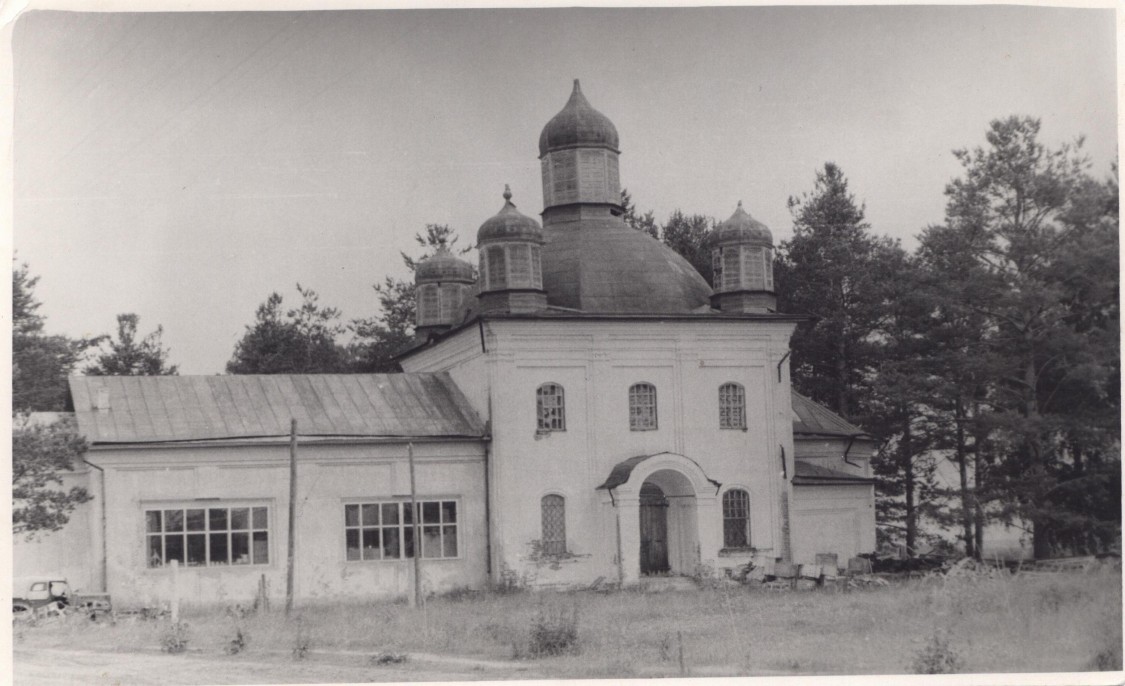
[[719, 382, 746, 430], [743, 245, 765, 288], [722, 489, 751, 548], [722, 247, 741, 290], [530, 246, 543, 288], [344, 500, 458, 561], [629, 383, 658, 431], [537, 383, 566, 431], [508, 244, 532, 286], [540, 495, 567, 556], [146, 505, 269, 568], [487, 245, 507, 289]]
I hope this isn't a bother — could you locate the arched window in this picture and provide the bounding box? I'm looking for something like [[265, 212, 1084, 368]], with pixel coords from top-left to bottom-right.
[[537, 383, 566, 432], [629, 383, 657, 431], [722, 489, 751, 548], [719, 382, 746, 430], [540, 495, 566, 556]]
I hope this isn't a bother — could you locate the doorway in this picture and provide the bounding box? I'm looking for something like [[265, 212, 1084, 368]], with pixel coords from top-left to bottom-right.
[[640, 482, 670, 574]]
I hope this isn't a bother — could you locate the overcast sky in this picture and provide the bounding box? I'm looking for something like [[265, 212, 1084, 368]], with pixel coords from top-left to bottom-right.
[[11, 6, 1117, 375]]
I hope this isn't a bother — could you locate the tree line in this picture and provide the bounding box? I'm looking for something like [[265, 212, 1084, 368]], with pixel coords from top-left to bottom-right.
[[13, 116, 1120, 557]]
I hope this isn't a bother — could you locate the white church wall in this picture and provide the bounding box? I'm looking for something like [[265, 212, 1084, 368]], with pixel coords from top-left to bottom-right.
[[12, 466, 101, 595], [404, 318, 798, 586], [88, 440, 487, 606], [790, 483, 876, 566]]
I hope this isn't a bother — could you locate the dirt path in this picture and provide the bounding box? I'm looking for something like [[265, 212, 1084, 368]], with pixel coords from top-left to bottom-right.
[[14, 647, 541, 685]]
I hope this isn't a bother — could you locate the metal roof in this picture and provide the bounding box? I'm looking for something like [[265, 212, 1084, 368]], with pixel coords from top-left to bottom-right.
[[791, 391, 868, 438], [68, 374, 484, 445], [792, 461, 875, 486]]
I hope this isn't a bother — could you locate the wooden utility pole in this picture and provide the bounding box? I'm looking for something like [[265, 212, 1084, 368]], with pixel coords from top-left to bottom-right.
[[408, 442, 423, 608], [286, 419, 298, 616]]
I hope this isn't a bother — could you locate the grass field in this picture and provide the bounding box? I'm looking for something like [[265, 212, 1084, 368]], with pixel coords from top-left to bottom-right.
[[14, 568, 1122, 680]]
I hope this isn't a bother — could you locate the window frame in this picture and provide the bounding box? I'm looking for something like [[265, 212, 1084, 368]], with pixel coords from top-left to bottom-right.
[[144, 502, 271, 569], [536, 383, 566, 432], [628, 382, 658, 431], [540, 494, 567, 557], [343, 499, 460, 562], [721, 489, 751, 550], [719, 382, 747, 430]]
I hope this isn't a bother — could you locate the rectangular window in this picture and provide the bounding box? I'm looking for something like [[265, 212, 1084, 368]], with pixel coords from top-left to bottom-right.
[[763, 248, 774, 290], [146, 505, 269, 568], [723, 248, 741, 290], [508, 245, 532, 287], [743, 246, 764, 288], [629, 383, 658, 431], [722, 490, 751, 548], [419, 284, 440, 325], [487, 246, 507, 288], [530, 246, 542, 288], [344, 500, 458, 561]]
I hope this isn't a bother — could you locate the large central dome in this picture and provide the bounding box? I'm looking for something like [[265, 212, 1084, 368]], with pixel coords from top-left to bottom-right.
[[541, 211, 713, 314]]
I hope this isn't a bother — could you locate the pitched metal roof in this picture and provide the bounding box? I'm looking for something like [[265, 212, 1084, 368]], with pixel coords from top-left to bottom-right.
[[792, 461, 875, 486], [68, 374, 484, 445], [791, 391, 868, 438]]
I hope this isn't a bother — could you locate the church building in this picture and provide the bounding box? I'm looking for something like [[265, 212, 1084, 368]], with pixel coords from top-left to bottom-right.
[[19, 81, 876, 604]]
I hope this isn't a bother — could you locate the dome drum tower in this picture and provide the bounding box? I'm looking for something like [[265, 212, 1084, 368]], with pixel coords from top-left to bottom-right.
[[710, 202, 777, 314], [476, 186, 548, 314], [414, 247, 476, 341]]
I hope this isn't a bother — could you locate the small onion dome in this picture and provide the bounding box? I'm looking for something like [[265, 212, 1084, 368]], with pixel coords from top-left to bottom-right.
[[415, 246, 475, 284], [714, 201, 773, 247], [538, 79, 620, 157], [477, 186, 544, 245]]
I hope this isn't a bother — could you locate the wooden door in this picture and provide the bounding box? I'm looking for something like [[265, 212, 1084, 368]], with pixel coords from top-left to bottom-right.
[[640, 483, 670, 574]]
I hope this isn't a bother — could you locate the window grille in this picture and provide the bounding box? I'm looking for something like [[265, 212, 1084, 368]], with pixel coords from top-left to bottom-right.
[[537, 383, 566, 431], [487, 245, 507, 289], [743, 245, 765, 288], [719, 382, 746, 430], [723, 248, 741, 290], [540, 495, 567, 556], [146, 505, 269, 568], [440, 284, 461, 322], [722, 489, 751, 548], [508, 244, 532, 287], [530, 246, 542, 288], [344, 500, 458, 561], [629, 383, 658, 431], [418, 284, 441, 325]]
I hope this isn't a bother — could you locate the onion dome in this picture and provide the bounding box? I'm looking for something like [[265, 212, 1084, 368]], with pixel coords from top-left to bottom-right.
[[414, 246, 475, 339], [538, 79, 620, 156], [415, 246, 475, 283], [477, 186, 544, 245], [715, 201, 773, 247], [710, 201, 776, 314]]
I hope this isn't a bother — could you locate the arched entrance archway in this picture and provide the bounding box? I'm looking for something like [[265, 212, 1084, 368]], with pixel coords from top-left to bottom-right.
[[639, 469, 698, 576]]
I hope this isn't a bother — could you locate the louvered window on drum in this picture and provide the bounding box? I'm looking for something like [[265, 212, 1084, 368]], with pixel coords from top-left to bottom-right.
[[723, 248, 741, 290], [722, 489, 751, 548], [479, 252, 489, 290], [540, 495, 567, 556], [530, 246, 543, 288], [763, 248, 774, 290], [629, 383, 658, 431], [719, 382, 746, 430], [712, 249, 723, 289], [508, 244, 532, 286], [537, 383, 566, 431], [419, 284, 441, 325], [440, 284, 460, 322], [743, 245, 765, 288], [487, 245, 507, 288]]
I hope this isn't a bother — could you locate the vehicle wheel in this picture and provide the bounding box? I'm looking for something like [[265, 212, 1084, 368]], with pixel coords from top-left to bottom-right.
[[12, 602, 32, 622]]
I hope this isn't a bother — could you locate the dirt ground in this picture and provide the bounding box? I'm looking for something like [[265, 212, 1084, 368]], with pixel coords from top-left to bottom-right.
[[13, 647, 545, 685]]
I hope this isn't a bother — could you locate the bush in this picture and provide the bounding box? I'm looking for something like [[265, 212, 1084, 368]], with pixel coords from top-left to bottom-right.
[[910, 631, 962, 674], [225, 627, 247, 655], [159, 620, 190, 654], [527, 602, 580, 657]]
